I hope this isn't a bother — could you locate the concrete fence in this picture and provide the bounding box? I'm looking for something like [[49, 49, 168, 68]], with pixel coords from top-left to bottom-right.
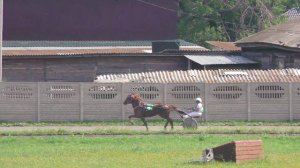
[[0, 82, 299, 122]]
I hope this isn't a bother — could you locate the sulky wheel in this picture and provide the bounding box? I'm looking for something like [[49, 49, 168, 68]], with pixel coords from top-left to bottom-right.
[[183, 117, 198, 130]]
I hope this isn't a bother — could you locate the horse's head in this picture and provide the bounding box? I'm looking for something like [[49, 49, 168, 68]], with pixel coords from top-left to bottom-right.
[[123, 93, 142, 105], [124, 93, 143, 106], [123, 93, 135, 105]]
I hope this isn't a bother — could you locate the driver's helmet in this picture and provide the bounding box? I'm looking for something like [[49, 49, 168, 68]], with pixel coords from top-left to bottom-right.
[[195, 98, 202, 103]]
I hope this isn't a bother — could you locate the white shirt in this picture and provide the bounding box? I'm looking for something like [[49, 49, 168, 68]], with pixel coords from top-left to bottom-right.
[[183, 102, 204, 119], [194, 102, 204, 113]]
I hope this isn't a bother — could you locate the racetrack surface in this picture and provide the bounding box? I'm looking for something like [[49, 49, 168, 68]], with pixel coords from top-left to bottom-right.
[[0, 125, 299, 131]]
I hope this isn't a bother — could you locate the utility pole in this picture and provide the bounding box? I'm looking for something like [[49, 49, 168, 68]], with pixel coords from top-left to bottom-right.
[[0, 0, 3, 82]]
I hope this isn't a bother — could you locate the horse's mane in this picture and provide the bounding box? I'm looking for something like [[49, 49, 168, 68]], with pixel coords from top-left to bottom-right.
[[131, 93, 144, 102]]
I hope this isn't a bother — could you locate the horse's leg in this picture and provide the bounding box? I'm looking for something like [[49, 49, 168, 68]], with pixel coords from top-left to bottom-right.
[[128, 115, 136, 125], [164, 120, 169, 130], [165, 117, 174, 130], [141, 118, 149, 131], [169, 118, 174, 130], [158, 111, 172, 130]]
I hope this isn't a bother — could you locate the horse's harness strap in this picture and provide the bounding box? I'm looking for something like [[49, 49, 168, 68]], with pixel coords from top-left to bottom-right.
[[146, 104, 154, 110], [133, 103, 154, 112]]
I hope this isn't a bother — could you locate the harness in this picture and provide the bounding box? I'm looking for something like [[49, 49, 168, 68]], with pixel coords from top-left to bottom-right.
[[133, 102, 154, 112], [145, 104, 154, 112]]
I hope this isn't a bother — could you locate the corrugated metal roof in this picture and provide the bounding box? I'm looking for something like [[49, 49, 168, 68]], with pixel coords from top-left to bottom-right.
[[95, 69, 300, 83], [3, 40, 199, 48], [2, 47, 208, 57], [236, 19, 300, 50], [2, 48, 149, 56], [206, 41, 241, 51], [2, 40, 208, 56], [185, 55, 257, 65]]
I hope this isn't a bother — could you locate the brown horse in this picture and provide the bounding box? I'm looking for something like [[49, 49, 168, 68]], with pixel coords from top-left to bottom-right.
[[123, 93, 184, 130]]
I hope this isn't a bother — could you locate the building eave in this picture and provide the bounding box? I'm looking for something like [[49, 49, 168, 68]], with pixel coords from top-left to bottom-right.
[[235, 42, 300, 52]]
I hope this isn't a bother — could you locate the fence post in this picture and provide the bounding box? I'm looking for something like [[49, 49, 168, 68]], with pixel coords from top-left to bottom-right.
[[163, 84, 167, 104], [289, 82, 293, 121], [247, 83, 251, 121], [80, 83, 84, 121], [121, 83, 125, 121], [204, 83, 208, 121], [37, 82, 40, 122]]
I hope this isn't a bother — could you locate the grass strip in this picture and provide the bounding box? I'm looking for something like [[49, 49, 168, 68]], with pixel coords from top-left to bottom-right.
[[0, 135, 299, 168]]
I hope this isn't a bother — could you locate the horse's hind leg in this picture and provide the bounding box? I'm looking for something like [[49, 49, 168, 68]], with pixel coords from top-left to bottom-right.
[[141, 118, 149, 131], [164, 120, 169, 130], [167, 118, 174, 130], [164, 118, 173, 130]]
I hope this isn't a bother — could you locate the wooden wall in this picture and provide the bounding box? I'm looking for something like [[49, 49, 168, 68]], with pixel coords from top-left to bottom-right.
[[241, 48, 300, 69], [3, 56, 187, 82], [3, 59, 45, 82], [45, 58, 97, 82], [96, 56, 187, 74]]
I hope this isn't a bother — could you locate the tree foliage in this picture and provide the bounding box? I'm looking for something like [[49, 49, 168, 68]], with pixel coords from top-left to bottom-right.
[[178, 0, 300, 47]]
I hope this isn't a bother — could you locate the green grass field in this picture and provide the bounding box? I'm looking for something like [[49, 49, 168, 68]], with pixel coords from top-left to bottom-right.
[[0, 135, 299, 168]]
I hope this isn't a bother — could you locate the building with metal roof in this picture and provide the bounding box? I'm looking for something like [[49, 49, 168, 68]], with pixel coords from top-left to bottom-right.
[[236, 19, 300, 51], [1, 39, 260, 82], [235, 19, 300, 69]]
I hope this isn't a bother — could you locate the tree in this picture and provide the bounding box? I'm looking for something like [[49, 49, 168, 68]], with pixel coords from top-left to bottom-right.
[[178, 0, 299, 47]]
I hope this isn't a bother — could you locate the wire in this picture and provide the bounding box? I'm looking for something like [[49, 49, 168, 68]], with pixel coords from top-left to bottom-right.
[[135, 0, 258, 29], [136, 0, 300, 33], [136, 0, 178, 13]]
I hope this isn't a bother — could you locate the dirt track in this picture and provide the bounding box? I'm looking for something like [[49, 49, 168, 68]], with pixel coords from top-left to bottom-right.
[[0, 125, 299, 131]]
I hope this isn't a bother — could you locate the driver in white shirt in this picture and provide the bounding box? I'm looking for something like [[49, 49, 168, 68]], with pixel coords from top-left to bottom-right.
[[183, 97, 203, 119]]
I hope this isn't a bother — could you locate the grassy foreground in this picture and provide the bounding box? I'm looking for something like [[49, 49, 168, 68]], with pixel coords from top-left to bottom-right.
[[0, 135, 299, 168]]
